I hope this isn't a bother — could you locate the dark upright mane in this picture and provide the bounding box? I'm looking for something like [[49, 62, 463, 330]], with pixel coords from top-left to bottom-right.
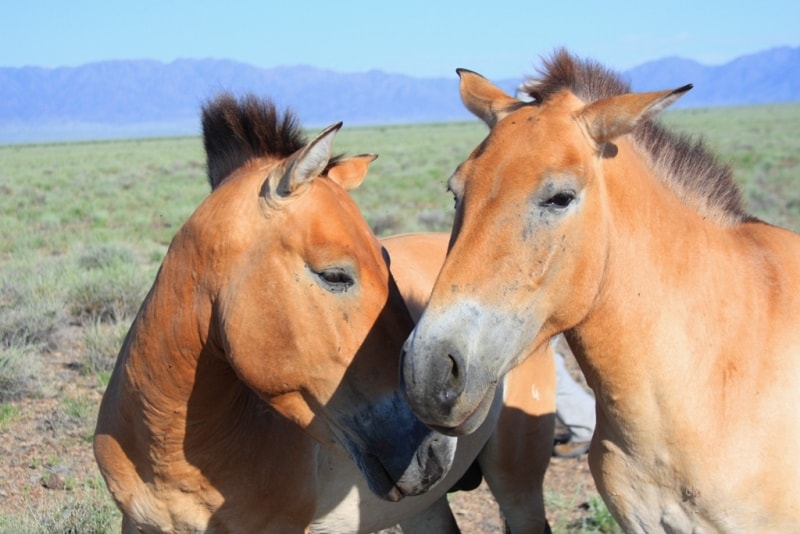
[[521, 48, 753, 226], [201, 93, 307, 190]]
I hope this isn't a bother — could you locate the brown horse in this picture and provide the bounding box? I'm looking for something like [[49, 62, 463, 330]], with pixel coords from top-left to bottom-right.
[[401, 49, 800, 532], [94, 94, 554, 532]]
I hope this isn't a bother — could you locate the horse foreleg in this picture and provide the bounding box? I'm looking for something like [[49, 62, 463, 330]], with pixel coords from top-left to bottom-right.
[[479, 343, 556, 534]]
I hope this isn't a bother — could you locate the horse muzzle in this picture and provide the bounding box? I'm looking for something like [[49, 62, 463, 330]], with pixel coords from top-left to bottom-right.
[[343, 392, 457, 501]]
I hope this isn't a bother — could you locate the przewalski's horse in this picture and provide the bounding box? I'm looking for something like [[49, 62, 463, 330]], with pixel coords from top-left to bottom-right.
[[94, 94, 456, 532], [401, 49, 800, 532], [94, 94, 555, 532]]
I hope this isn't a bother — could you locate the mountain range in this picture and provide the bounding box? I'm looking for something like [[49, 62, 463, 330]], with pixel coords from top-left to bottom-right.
[[1, 46, 798, 144]]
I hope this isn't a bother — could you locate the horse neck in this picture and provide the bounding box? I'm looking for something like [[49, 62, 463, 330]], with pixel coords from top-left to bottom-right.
[[565, 142, 789, 436], [120, 231, 258, 454]]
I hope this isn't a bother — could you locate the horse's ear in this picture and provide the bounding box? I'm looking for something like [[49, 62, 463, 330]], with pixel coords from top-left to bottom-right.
[[458, 68, 520, 128], [263, 122, 342, 201], [580, 84, 692, 144], [326, 153, 377, 191]]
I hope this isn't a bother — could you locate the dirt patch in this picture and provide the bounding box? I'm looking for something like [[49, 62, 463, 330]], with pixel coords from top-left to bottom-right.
[[444, 456, 600, 532], [0, 326, 104, 514]]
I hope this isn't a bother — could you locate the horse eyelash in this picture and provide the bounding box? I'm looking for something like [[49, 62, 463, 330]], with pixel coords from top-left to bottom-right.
[[542, 191, 576, 209]]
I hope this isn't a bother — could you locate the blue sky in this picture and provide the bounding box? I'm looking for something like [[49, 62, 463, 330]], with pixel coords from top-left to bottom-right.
[[3, 1, 798, 80]]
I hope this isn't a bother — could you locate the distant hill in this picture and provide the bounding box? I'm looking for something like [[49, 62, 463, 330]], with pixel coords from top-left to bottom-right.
[[1, 46, 798, 144], [624, 46, 800, 107]]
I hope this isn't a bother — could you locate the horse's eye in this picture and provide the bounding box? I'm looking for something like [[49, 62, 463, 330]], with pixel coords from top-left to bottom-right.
[[317, 268, 355, 293], [542, 191, 575, 209]]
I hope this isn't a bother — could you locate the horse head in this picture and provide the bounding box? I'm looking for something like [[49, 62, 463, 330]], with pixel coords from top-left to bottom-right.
[[401, 56, 690, 435]]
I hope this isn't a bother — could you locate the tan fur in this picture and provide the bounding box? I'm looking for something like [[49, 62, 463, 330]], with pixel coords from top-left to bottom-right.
[[402, 52, 800, 533]]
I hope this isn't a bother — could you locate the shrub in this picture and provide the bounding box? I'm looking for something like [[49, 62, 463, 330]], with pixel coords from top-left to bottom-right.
[[0, 278, 63, 350], [67, 265, 147, 324], [369, 212, 403, 236], [417, 209, 453, 232], [0, 477, 121, 533], [0, 344, 41, 402], [76, 243, 136, 271], [82, 316, 131, 376]]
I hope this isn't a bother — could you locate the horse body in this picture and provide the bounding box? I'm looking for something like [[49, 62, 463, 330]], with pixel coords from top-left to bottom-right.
[[95, 94, 554, 533], [578, 139, 800, 532], [401, 50, 800, 532]]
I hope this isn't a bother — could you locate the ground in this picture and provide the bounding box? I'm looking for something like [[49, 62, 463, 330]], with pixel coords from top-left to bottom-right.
[[445, 458, 601, 532]]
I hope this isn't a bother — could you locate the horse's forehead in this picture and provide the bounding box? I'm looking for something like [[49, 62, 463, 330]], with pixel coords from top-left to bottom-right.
[[307, 178, 368, 227], [291, 179, 380, 254], [465, 103, 585, 186], [198, 170, 376, 263], [482, 96, 578, 152]]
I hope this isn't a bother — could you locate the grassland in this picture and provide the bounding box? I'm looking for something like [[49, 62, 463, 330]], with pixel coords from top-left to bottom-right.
[[1, 102, 799, 532]]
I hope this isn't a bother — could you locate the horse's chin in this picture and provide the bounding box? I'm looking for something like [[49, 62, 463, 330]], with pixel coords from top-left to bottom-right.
[[428, 382, 499, 437], [358, 454, 406, 502], [336, 394, 458, 501], [358, 437, 455, 502]]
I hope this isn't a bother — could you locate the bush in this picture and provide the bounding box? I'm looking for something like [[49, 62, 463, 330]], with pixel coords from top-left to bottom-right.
[[0, 477, 121, 533], [0, 344, 41, 402], [67, 266, 147, 324], [0, 279, 63, 350], [76, 243, 136, 271], [82, 316, 131, 376]]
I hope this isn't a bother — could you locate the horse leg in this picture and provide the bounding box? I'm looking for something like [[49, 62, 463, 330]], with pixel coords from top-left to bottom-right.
[[396, 495, 460, 533], [478, 342, 556, 534]]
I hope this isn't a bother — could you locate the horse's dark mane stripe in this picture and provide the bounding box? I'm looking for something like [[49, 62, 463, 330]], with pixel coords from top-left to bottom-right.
[[201, 93, 307, 190], [521, 48, 753, 225]]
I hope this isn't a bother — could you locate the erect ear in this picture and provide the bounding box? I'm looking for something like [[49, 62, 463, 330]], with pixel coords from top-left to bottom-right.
[[580, 84, 692, 144], [262, 122, 342, 202], [326, 153, 377, 191], [457, 68, 521, 128]]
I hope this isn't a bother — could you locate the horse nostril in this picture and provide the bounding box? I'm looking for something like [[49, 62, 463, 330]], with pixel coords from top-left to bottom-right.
[[447, 354, 459, 381], [440, 353, 465, 406]]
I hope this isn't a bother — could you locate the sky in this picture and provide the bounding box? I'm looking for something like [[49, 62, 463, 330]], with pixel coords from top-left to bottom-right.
[[2, 1, 798, 80]]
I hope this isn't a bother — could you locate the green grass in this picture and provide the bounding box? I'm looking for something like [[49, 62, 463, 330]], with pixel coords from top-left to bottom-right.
[[0, 403, 21, 430], [0, 137, 208, 258], [0, 103, 798, 530], [335, 121, 487, 235]]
